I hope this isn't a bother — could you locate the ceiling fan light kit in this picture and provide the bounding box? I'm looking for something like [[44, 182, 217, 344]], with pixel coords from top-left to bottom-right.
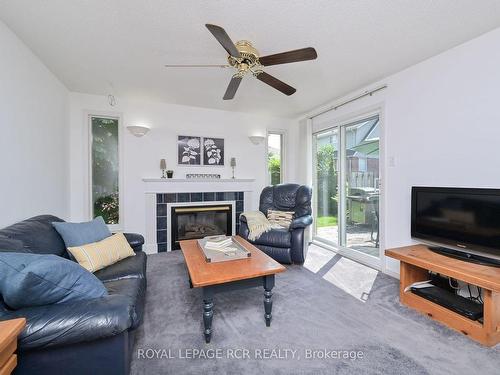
[[165, 24, 317, 100]]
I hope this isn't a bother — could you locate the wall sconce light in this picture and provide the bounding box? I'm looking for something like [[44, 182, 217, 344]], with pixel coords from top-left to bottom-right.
[[248, 135, 265, 145], [127, 125, 150, 137]]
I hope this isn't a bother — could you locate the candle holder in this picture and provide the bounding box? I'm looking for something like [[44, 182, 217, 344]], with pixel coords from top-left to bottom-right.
[[230, 157, 236, 179], [160, 159, 167, 178]]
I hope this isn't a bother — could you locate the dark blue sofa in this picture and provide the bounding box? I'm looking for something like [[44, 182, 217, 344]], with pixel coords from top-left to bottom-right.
[[0, 215, 146, 375]]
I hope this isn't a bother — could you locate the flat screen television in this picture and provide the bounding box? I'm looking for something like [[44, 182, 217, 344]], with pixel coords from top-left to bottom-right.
[[411, 186, 500, 266]]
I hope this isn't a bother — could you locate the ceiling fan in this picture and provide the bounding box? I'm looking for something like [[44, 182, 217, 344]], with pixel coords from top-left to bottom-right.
[[165, 24, 318, 100]]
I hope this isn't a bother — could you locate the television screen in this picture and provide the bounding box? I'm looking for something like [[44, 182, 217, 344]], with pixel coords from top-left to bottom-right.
[[411, 187, 500, 254]]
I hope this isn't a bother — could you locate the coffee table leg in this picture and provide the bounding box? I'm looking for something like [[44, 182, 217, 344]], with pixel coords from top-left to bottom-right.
[[202, 288, 214, 343], [263, 275, 275, 327]]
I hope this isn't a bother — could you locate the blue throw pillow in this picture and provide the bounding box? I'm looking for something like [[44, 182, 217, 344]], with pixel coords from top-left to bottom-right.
[[52, 216, 112, 247], [0, 253, 108, 310]]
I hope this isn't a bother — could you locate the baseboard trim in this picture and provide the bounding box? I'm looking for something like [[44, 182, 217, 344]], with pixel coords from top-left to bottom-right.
[[383, 268, 400, 279], [143, 243, 158, 254]]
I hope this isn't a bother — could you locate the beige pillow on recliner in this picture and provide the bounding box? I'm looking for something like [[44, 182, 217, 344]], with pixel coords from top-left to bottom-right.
[[267, 209, 295, 229]]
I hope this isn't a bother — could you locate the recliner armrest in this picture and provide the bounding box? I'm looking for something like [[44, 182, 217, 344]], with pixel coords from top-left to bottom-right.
[[289, 215, 313, 230], [239, 214, 248, 223], [122, 232, 144, 252], [0, 295, 133, 351]]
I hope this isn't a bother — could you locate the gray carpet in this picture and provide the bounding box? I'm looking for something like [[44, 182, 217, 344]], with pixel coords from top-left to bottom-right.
[[131, 248, 500, 375]]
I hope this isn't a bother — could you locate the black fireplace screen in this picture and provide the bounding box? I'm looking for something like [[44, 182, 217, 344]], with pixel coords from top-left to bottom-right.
[[171, 205, 232, 250]]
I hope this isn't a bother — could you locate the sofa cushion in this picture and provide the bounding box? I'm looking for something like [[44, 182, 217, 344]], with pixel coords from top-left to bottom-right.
[[67, 233, 135, 273], [0, 296, 10, 313], [0, 294, 133, 350], [0, 235, 27, 253], [104, 277, 146, 329], [252, 227, 291, 248], [0, 253, 108, 310], [0, 215, 67, 256], [94, 251, 147, 282], [52, 216, 111, 247]]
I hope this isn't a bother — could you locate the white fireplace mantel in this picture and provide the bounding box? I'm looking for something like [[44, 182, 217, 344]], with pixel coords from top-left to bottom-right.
[[142, 178, 256, 193], [142, 178, 254, 182]]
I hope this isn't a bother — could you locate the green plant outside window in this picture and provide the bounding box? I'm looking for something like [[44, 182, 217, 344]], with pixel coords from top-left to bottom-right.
[[91, 117, 119, 225]]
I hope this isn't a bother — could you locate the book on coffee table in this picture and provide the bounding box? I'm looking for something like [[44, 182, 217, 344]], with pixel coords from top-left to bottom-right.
[[204, 235, 233, 249], [198, 235, 251, 263]]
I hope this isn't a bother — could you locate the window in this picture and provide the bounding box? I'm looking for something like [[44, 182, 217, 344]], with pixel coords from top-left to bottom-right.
[[267, 132, 284, 185], [90, 116, 120, 225]]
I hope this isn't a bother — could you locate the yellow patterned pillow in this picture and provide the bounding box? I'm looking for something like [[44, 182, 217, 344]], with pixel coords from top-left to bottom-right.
[[67, 233, 135, 273]]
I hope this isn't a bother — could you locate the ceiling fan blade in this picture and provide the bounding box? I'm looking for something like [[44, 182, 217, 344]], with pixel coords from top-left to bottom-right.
[[223, 76, 242, 100], [259, 47, 317, 66], [165, 64, 231, 68], [205, 24, 241, 58], [256, 72, 296, 96]]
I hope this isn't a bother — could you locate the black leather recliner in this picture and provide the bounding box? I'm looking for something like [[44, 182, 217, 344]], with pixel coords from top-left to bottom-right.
[[239, 184, 313, 264], [0, 215, 146, 375]]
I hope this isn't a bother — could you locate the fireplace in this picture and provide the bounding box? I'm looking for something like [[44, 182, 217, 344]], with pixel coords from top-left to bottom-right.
[[170, 204, 233, 250], [155, 191, 244, 252]]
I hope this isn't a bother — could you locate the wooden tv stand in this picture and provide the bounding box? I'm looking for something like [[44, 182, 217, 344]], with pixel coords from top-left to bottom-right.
[[386, 244, 500, 346]]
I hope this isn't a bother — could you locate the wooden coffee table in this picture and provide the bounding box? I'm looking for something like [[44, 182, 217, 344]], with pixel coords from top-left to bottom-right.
[[180, 236, 286, 343]]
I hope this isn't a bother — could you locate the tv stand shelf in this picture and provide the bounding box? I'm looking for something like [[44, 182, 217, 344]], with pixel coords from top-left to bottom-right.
[[386, 244, 500, 347]]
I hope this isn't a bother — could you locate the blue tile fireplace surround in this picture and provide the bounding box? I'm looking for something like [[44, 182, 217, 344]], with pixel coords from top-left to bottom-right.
[[156, 191, 245, 252]]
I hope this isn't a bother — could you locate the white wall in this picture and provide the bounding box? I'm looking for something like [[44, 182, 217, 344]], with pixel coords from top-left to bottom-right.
[[68, 93, 297, 237], [297, 27, 500, 276], [0, 20, 69, 227]]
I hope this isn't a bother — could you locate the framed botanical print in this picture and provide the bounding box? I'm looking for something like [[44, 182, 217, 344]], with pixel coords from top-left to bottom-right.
[[202, 137, 224, 166], [177, 135, 201, 165]]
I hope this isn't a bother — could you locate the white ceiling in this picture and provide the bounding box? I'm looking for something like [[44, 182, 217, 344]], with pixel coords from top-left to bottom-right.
[[2, 0, 500, 118]]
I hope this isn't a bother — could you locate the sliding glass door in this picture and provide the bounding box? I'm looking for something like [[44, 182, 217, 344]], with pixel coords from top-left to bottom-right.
[[313, 128, 339, 245], [342, 117, 380, 257], [313, 115, 380, 260]]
